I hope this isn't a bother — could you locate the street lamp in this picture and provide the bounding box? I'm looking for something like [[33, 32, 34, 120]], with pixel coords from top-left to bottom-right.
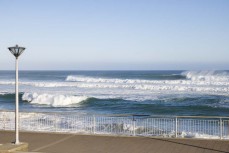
[[8, 44, 25, 144]]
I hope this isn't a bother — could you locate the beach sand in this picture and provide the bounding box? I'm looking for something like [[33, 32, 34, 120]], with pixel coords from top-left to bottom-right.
[[0, 131, 229, 153]]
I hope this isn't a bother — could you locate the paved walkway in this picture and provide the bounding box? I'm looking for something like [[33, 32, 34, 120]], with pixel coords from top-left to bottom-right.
[[1, 131, 229, 153]]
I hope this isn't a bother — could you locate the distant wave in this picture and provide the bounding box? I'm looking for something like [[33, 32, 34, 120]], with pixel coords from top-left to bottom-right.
[[0, 92, 6, 95], [0, 81, 75, 88], [22, 93, 88, 107], [66, 71, 229, 83], [0, 71, 229, 98], [182, 70, 229, 82], [63, 75, 229, 95], [0, 74, 229, 96], [65, 75, 158, 84]]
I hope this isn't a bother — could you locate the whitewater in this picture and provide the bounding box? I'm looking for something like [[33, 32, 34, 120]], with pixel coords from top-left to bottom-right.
[[0, 70, 229, 116], [1, 70, 229, 139]]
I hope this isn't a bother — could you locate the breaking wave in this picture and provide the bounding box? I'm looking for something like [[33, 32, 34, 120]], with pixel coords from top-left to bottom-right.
[[66, 75, 157, 84], [66, 71, 229, 84], [182, 70, 229, 82], [22, 93, 88, 107], [0, 71, 229, 96], [16, 92, 229, 109]]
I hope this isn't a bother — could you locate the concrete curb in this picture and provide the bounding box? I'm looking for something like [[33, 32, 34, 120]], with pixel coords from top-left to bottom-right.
[[0, 143, 28, 153]]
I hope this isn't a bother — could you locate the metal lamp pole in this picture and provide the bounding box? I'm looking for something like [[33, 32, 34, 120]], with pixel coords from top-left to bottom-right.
[[8, 44, 25, 145]]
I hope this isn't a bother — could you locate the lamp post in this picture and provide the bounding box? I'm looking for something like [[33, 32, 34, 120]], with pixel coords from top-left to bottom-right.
[[8, 44, 25, 145]]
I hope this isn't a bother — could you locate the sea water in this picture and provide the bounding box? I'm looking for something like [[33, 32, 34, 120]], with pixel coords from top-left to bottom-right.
[[0, 70, 229, 116]]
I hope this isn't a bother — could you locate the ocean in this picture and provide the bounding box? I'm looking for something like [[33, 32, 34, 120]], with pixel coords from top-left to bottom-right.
[[0, 70, 229, 116]]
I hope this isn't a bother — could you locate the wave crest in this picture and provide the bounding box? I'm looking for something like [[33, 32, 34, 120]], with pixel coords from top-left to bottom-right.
[[22, 93, 88, 107], [182, 71, 229, 82], [65, 75, 183, 84], [66, 75, 138, 84]]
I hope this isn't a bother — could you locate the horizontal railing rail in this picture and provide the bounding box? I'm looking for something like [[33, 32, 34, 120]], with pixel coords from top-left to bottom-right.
[[0, 111, 229, 140]]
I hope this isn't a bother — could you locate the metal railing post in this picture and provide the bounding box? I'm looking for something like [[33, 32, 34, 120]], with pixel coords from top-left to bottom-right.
[[93, 115, 96, 134], [228, 120, 229, 138], [55, 113, 58, 132], [220, 118, 223, 139], [226, 120, 229, 137], [3, 112, 6, 130], [133, 116, 136, 136], [175, 117, 178, 138]]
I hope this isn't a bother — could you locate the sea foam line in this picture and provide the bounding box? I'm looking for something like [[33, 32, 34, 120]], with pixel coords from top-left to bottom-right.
[[0, 80, 229, 96]]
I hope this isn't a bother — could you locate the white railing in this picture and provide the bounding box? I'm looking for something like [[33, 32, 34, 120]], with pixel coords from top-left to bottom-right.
[[0, 111, 229, 140]]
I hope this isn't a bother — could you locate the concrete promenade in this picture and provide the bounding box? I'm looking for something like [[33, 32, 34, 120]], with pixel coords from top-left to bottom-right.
[[0, 131, 229, 153]]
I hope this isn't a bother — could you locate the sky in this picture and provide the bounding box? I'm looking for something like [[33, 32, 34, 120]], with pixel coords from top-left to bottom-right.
[[0, 0, 228, 70]]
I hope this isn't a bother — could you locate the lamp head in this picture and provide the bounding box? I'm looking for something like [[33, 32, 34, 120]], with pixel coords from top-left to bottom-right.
[[8, 44, 25, 58]]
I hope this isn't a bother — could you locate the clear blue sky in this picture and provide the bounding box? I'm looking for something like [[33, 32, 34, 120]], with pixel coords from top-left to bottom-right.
[[0, 0, 228, 70]]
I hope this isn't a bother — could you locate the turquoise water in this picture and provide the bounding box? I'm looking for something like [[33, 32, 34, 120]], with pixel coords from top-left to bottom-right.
[[0, 70, 229, 116]]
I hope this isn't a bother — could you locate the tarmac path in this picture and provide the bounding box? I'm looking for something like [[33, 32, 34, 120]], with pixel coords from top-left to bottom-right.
[[0, 131, 229, 153]]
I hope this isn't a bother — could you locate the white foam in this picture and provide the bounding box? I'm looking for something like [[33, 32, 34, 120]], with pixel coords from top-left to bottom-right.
[[180, 131, 220, 139], [65, 74, 229, 85], [0, 81, 77, 87], [1, 77, 229, 97], [64, 75, 229, 95], [66, 75, 161, 84], [182, 70, 229, 82], [22, 93, 88, 107], [1, 71, 229, 100]]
